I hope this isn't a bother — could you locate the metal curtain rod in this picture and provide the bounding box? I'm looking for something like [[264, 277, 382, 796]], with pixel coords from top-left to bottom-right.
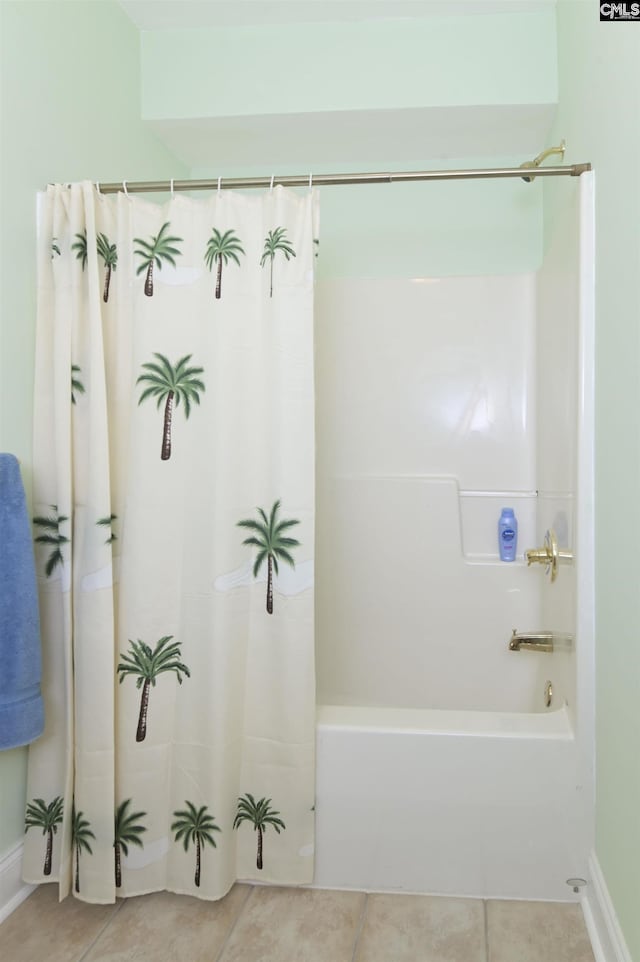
[[96, 163, 591, 195]]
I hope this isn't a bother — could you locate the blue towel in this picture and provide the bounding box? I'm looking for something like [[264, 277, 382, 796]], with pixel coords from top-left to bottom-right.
[[0, 454, 44, 750]]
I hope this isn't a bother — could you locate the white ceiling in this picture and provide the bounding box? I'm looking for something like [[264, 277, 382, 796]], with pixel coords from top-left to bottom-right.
[[119, 0, 555, 30]]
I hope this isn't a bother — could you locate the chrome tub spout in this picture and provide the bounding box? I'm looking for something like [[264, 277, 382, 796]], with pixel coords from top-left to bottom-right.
[[509, 630, 554, 653]]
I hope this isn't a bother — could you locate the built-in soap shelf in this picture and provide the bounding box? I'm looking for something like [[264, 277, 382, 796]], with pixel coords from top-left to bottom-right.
[[460, 490, 574, 565], [460, 489, 537, 564], [326, 476, 572, 568]]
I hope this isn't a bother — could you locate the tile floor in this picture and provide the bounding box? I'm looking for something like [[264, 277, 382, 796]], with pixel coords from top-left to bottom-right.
[[0, 882, 596, 962]]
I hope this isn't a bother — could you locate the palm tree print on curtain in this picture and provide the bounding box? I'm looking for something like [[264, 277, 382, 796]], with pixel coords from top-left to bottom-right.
[[72, 230, 118, 302], [71, 804, 95, 893], [97, 232, 117, 302], [114, 799, 147, 888], [136, 353, 205, 461], [117, 635, 190, 742], [72, 229, 88, 270], [71, 364, 85, 405], [260, 227, 296, 297], [237, 500, 300, 613], [171, 801, 221, 888], [233, 794, 285, 871], [134, 222, 183, 297], [25, 796, 64, 876], [96, 513, 117, 544], [33, 506, 69, 577], [204, 228, 245, 299]]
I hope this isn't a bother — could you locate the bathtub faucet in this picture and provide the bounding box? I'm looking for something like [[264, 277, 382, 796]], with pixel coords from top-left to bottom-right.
[[509, 630, 554, 653], [525, 529, 574, 583]]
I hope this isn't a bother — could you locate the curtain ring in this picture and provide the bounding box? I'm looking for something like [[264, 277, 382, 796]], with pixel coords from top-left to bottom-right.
[[270, 174, 275, 192], [217, 176, 222, 196], [309, 173, 313, 188], [122, 180, 129, 196], [96, 181, 101, 194], [170, 178, 175, 198]]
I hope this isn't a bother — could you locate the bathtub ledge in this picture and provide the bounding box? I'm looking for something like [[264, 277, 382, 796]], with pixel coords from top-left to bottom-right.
[[316, 703, 573, 739]]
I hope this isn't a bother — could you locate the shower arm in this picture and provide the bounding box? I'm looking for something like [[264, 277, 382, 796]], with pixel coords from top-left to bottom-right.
[[519, 140, 567, 182]]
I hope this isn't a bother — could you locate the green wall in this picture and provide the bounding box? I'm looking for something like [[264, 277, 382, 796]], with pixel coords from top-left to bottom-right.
[[190, 157, 544, 279], [141, 12, 557, 119], [547, 3, 640, 958], [0, 0, 185, 857], [144, 9, 558, 278]]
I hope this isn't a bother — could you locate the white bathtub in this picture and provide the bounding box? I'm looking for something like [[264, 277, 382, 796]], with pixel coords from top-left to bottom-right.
[[313, 704, 585, 901]]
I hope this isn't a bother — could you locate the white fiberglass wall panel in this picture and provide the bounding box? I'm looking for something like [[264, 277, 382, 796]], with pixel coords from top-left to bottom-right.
[[315, 275, 536, 485], [315, 274, 541, 712]]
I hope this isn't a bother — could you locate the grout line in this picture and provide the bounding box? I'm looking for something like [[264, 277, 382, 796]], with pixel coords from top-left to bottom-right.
[[350, 892, 370, 962], [77, 896, 127, 962], [483, 899, 490, 962], [214, 883, 255, 962]]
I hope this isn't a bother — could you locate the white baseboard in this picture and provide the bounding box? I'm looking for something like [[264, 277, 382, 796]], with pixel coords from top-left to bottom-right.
[[582, 852, 633, 962], [0, 843, 36, 924]]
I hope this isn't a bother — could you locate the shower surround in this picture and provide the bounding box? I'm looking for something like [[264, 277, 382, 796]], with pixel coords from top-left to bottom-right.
[[312, 175, 594, 900]]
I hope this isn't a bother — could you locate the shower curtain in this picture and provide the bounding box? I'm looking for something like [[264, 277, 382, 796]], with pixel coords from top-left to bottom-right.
[[23, 181, 317, 903]]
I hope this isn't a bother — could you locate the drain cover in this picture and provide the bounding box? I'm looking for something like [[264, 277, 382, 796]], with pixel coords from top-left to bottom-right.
[[566, 877, 587, 893]]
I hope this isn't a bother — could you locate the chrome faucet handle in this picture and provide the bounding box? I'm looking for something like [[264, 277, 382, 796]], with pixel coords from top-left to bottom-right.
[[525, 547, 551, 565], [524, 529, 573, 583]]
